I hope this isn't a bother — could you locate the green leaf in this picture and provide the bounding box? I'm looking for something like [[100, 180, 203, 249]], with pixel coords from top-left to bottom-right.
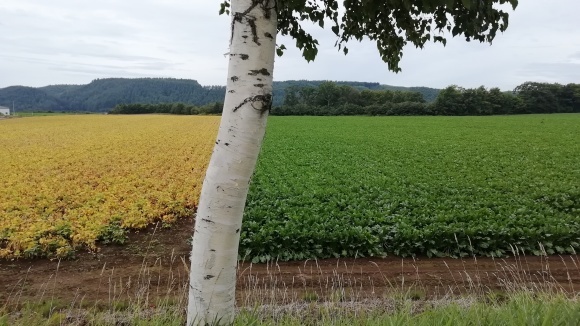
[[303, 47, 318, 61], [331, 25, 339, 36], [509, 0, 519, 9], [276, 44, 287, 57], [218, 1, 230, 15]]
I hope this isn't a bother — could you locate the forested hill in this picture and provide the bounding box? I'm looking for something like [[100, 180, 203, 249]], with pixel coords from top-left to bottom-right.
[[272, 80, 440, 103], [0, 86, 69, 112], [0, 78, 440, 112]]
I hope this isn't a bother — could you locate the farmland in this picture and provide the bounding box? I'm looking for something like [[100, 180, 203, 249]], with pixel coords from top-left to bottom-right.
[[0, 115, 219, 258], [0, 114, 579, 260], [242, 115, 580, 261]]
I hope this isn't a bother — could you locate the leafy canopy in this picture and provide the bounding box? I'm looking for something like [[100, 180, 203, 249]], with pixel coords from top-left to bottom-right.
[[220, 0, 518, 71]]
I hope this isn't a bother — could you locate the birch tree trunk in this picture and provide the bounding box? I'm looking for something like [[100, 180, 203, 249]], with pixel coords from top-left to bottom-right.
[[187, 1, 276, 325]]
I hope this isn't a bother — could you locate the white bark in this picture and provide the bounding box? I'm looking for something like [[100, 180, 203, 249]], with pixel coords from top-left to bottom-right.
[[187, 1, 277, 325]]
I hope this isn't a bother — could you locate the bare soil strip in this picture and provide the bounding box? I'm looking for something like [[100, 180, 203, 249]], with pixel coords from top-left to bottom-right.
[[1, 218, 579, 306]]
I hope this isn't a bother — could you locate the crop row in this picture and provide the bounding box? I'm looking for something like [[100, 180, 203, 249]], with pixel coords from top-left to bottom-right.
[[241, 115, 580, 261], [0, 115, 218, 258], [1, 114, 578, 260]]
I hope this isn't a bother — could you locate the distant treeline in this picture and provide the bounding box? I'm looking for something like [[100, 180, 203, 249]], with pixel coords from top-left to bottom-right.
[[0, 78, 225, 112], [5, 77, 578, 115], [274, 81, 425, 115], [432, 82, 580, 115], [109, 102, 224, 115], [0, 78, 439, 112], [112, 81, 579, 116], [273, 81, 580, 116]]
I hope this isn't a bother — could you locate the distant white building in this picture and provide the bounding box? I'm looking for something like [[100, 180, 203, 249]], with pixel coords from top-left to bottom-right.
[[0, 106, 10, 116]]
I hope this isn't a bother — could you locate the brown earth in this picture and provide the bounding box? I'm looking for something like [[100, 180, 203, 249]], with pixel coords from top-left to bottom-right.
[[1, 217, 579, 307]]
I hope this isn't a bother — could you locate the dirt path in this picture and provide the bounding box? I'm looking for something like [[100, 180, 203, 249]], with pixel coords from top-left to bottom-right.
[[1, 218, 579, 306]]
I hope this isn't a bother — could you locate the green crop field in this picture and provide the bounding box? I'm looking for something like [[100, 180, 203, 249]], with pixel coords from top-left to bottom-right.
[[241, 114, 580, 261]]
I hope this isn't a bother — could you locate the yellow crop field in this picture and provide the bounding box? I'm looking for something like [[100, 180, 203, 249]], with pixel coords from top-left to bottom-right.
[[0, 115, 219, 258]]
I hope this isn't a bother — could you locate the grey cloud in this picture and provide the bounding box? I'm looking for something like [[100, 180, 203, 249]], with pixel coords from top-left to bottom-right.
[[520, 63, 580, 83], [0, 54, 129, 71], [66, 50, 176, 67], [0, 52, 176, 75], [1, 0, 579, 89], [50, 65, 166, 78], [0, 47, 175, 70]]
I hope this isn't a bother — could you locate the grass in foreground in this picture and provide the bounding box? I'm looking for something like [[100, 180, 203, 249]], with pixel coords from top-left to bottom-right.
[[1, 242, 578, 325], [237, 292, 580, 325], [1, 292, 579, 326]]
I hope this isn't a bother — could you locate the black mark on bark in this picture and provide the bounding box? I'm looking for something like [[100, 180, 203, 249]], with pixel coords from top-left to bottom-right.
[[231, 1, 266, 46], [264, 32, 274, 39], [228, 90, 235, 93], [254, 84, 265, 88], [232, 93, 272, 116], [230, 53, 250, 61], [230, 2, 259, 44], [210, 249, 216, 252], [230, 76, 239, 82], [204, 275, 215, 280], [248, 68, 270, 76], [201, 218, 215, 224], [246, 17, 260, 45], [224, 143, 230, 146], [262, 2, 274, 19], [235, 228, 240, 233]]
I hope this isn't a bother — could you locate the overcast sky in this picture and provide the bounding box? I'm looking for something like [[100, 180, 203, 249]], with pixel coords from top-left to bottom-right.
[[0, 0, 578, 90]]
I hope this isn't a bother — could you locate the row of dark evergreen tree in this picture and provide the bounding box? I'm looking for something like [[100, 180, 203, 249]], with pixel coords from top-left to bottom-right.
[[0, 78, 441, 112], [274, 81, 580, 116], [430, 82, 580, 115], [109, 81, 580, 116], [109, 102, 223, 115], [0, 78, 226, 112]]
